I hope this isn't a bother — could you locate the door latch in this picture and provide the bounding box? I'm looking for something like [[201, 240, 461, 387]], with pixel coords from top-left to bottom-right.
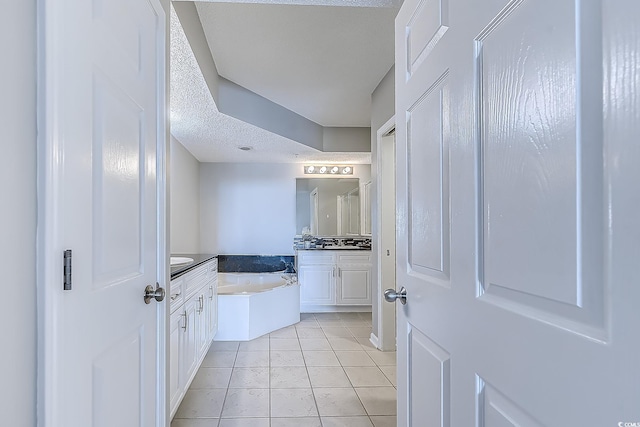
[[63, 250, 72, 290]]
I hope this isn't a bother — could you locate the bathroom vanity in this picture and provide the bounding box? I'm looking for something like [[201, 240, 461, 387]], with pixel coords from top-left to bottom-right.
[[297, 249, 372, 312], [168, 254, 218, 419]]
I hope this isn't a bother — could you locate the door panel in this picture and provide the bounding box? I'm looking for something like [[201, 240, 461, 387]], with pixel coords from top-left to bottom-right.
[[395, 0, 640, 425], [407, 74, 450, 281], [477, 0, 605, 337], [407, 327, 450, 427], [40, 0, 166, 424]]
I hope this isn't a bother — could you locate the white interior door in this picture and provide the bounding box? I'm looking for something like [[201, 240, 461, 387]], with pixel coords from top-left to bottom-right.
[[39, 0, 166, 425], [394, 0, 640, 425]]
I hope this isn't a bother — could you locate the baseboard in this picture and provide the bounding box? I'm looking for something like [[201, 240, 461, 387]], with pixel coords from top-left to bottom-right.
[[369, 332, 380, 350]]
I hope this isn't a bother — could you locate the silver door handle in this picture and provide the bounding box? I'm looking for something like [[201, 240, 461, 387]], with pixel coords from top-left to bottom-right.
[[384, 287, 407, 305], [209, 286, 214, 300], [144, 283, 165, 304]]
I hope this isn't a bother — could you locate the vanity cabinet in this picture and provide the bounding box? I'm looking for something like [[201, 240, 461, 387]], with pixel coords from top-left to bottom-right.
[[298, 250, 371, 311], [169, 258, 218, 419]]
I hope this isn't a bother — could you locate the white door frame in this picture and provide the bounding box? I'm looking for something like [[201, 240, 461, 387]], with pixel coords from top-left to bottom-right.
[[35, 0, 168, 424], [373, 116, 397, 351]]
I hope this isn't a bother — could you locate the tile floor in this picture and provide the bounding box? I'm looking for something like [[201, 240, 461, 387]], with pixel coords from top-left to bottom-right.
[[172, 312, 397, 427]]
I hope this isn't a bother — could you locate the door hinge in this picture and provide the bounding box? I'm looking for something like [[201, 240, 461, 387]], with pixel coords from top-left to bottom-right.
[[63, 249, 72, 290]]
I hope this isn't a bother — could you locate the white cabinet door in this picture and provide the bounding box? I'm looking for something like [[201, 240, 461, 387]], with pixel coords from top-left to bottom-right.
[[169, 310, 184, 418], [299, 265, 335, 305], [337, 265, 371, 305], [207, 277, 218, 340], [181, 297, 199, 390]]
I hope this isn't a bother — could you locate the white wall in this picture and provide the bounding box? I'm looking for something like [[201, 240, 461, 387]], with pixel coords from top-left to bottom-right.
[[200, 163, 371, 255], [0, 0, 37, 424], [170, 135, 201, 253]]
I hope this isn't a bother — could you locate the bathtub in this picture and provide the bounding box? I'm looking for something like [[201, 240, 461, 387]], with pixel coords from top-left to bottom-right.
[[214, 272, 300, 341]]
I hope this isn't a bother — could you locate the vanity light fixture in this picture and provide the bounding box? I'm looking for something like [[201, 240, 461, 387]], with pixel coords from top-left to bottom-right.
[[304, 165, 354, 175]]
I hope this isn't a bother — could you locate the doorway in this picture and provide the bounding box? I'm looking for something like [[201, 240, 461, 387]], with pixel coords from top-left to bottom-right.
[[375, 118, 397, 351]]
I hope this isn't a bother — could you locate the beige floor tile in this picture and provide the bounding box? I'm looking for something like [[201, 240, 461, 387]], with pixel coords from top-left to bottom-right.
[[355, 387, 397, 416], [370, 415, 397, 427], [270, 366, 311, 388], [328, 337, 363, 351], [321, 416, 374, 427], [356, 337, 377, 350], [347, 327, 373, 338], [366, 350, 397, 366], [314, 313, 341, 320], [379, 366, 397, 387], [317, 319, 345, 327], [270, 388, 319, 417], [295, 321, 321, 329], [296, 327, 326, 338], [335, 313, 363, 320], [270, 350, 305, 366], [302, 350, 341, 367], [218, 418, 269, 427], [228, 367, 269, 388], [269, 338, 301, 350], [335, 351, 375, 367], [171, 419, 218, 427], [271, 417, 322, 427], [313, 388, 367, 417], [300, 313, 316, 320], [307, 366, 351, 388], [339, 320, 372, 328], [234, 351, 269, 368], [299, 338, 332, 351], [238, 337, 269, 352], [269, 326, 298, 339], [221, 388, 270, 418], [174, 389, 226, 418], [210, 341, 240, 352], [201, 351, 236, 368], [322, 327, 354, 338], [190, 367, 232, 389], [344, 367, 392, 387]]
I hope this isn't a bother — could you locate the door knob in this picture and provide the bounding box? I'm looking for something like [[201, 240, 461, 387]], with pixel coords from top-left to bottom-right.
[[384, 287, 407, 305], [144, 283, 166, 304]]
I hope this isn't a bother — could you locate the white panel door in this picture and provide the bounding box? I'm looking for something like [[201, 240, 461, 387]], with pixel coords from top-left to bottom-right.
[[394, 0, 640, 425], [39, 0, 166, 425]]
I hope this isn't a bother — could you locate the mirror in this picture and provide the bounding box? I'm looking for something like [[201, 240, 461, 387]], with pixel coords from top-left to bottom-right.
[[296, 178, 360, 236]]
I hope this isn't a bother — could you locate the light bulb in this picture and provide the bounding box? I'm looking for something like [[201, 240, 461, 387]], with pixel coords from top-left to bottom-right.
[[319, 166, 327, 174], [331, 166, 339, 174], [342, 166, 352, 174], [307, 166, 315, 173]]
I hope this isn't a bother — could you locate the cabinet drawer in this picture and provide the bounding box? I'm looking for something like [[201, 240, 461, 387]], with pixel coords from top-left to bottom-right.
[[338, 253, 371, 264], [298, 251, 336, 264], [183, 264, 209, 300], [169, 277, 184, 314]]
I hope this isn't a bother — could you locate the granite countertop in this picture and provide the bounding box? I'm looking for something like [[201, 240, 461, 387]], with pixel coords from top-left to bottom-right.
[[170, 253, 218, 279], [296, 247, 371, 251]]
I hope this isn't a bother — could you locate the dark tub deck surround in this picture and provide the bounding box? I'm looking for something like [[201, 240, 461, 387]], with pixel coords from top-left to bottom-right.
[[217, 255, 296, 273], [170, 253, 218, 279]]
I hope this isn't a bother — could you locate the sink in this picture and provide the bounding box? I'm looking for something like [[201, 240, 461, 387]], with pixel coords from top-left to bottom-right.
[[170, 256, 194, 266]]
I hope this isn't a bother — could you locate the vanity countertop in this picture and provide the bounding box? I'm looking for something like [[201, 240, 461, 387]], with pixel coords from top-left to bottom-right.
[[296, 247, 371, 251], [170, 253, 218, 279]]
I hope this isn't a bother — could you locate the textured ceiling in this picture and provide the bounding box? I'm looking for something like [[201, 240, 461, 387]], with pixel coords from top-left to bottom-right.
[[196, 2, 397, 127], [170, 5, 371, 164]]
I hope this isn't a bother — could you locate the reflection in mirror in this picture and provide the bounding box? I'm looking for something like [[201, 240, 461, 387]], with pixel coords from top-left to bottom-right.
[[296, 178, 360, 236]]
